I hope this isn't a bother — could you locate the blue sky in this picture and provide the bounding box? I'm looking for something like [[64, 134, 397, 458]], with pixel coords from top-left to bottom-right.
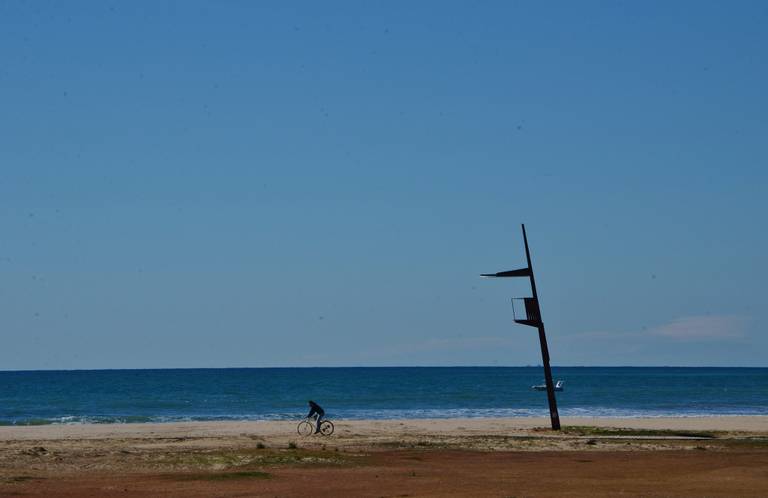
[[1, 1, 766, 369]]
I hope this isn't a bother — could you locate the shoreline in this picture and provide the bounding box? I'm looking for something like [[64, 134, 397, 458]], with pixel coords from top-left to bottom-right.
[[1, 415, 766, 441]]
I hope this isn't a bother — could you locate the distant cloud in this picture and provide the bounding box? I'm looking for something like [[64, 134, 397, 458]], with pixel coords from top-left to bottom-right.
[[646, 315, 748, 341], [558, 314, 755, 366], [416, 336, 517, 350], [566, 315, 750, 343], [354, 336, 517, 361]]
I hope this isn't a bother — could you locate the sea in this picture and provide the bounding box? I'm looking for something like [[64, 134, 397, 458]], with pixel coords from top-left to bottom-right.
[[1, 367, 766, 426]]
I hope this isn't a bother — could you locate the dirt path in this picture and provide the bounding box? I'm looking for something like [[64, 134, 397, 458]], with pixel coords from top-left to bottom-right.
[[4, 449, 768, 497]]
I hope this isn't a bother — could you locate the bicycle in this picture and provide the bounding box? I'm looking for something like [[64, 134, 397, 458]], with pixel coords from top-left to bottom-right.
[[297, 417, 335, 436]]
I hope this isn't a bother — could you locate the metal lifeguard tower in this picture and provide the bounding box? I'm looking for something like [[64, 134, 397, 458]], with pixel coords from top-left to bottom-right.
[[481, 224, 561, 430]]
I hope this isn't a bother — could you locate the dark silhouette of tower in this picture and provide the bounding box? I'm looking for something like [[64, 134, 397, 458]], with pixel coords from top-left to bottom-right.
[[481, 224, 561, 430]]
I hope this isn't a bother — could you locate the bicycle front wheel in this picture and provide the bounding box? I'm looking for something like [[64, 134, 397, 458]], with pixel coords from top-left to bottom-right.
[[297, 420, 313, 436], [319, 420, 334, 436]]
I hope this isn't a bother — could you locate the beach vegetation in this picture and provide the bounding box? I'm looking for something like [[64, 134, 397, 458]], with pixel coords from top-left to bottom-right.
[[154, 448, 355, 470], [717, 438, 768, 449], [0, 475, 41, 484], [560, 426, 716, 439]]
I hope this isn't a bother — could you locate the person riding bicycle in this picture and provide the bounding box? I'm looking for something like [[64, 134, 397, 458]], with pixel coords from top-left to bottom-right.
[[306, 400, 325, 434]]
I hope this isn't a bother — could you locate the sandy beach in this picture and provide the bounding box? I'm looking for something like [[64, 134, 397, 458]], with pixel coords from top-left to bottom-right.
[[2, 415, 767, 441], [1, 416, 767, 497]]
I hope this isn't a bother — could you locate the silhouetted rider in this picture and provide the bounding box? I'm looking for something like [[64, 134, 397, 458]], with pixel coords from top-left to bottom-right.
[[306, 400, 325, 434]]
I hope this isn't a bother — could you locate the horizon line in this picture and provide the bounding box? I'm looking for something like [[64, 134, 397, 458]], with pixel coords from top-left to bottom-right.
[[1, 364, 767, 373]]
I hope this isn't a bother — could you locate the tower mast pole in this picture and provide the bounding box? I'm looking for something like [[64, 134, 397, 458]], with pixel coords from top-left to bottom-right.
[[522, 224, 560, 430]]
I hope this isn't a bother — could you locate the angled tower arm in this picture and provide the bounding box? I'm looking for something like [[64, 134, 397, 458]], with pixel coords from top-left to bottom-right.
[[480, 268, 531, 278]]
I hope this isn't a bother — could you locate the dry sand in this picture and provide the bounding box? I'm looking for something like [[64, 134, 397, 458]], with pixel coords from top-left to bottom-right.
[[1, 415, 766, 441], [1, 417, 767, 497]]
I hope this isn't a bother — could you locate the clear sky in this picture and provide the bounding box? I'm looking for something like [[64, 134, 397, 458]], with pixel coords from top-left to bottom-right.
[[1, 1, 766, 369]]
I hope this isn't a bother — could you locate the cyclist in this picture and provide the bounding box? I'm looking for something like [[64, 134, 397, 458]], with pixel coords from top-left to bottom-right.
[[306, 400, 325, 434]]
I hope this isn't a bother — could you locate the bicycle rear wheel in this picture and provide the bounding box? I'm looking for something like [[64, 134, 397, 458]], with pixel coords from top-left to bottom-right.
[[320, 420, 334, 436], [297, 420, 313, 436]]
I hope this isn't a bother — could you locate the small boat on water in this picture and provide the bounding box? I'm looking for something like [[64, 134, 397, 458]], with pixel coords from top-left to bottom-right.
[[531, 380, 564, 392]]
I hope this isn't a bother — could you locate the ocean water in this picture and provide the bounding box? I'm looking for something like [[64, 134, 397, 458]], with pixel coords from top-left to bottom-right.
[[0, 367, 766, 425]]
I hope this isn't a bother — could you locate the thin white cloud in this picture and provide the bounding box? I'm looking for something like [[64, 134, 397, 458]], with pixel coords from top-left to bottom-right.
[[647, 315, 747, 340], [566, 315, 750, 343], [353, 335, 517, 361], [564, 330, 626, 341]]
